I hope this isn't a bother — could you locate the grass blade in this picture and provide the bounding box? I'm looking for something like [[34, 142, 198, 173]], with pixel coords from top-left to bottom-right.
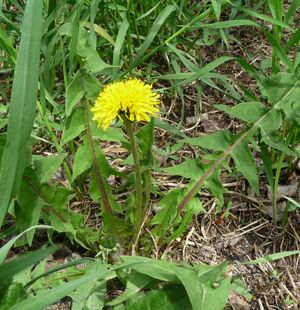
[[283, 0, 300, 24], [0, 225, 53, 263], [25, 258, 94, 289], [129, 5, 176, 71], [284, 26, 300, 52], [242, 250, 300, 265], [0, 26, 16, 65], [11, 273, 106, 310], [10, 261, 138, 310], [212, 0, 222, 20], [264, 30, 294, 72], [176, 56, 234, 86], [240, 7, 293, 31], [194, 19, 259, 29], [284, 196, 300, 208], [112, 16, 129, 79], [0, 246, 58, 279], [0, 0, 43, 226]]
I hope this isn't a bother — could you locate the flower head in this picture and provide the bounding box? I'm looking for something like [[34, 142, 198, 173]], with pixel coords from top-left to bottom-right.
[[91, 78, 160, 130]]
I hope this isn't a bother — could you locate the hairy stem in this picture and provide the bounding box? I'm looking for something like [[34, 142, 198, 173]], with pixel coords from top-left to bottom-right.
[[272, 129, 293, 225], [124, 119, 143, 251], [272, 153, 284, 225], [177, 78, 297, 217], [177, 115, 267, 215], [83, 98, 112, 214]]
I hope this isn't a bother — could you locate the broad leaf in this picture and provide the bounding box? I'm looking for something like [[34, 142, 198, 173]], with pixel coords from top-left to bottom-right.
[[262, 73, 300, 119], [33, 153, 67, 183], [137, 119, 155, 168], [91, 122, 127, 143], [215, 101, 266, 123], [113, 286, 191, 310], [172, 265, 230, 310], [10, 272, 110, 310], [72, 140, 92, 181], [107, 271, 152, 306], [69, 261, 106, 310], [61, 108, 86, 144], [77, 27, 113, 74], [66, 71, 84, 117], [231, 140, 259, 194], [121, 256, 178, 282], [15, 169, 44, 245], [164, 196, 203, 243], [154, 118, 187, 138], [162, 159, 224, 206], [181, 130, 232, 151], [0, 282, 27, 309], [259, 109, 295, 156], [84, 73, 101, 101], [151, 189, 182, 239]]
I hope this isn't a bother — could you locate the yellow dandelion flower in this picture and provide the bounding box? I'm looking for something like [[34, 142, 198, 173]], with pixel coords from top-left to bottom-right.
[[91, 78, 160, 130]]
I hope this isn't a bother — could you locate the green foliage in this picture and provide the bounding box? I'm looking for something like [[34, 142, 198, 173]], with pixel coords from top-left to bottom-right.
[[1, 0, 298, 243], [7, 231, 291, 310], [33, 154, 68, 183], [0, 240, 58, 310], [151, 189, 204, 243], [0, 282, 27, 310], [113, 287, 191, 310], [1, 1, 300, 309]]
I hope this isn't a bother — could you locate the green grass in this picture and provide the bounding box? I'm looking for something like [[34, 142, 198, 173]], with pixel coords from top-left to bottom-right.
[[0, 0, 300, 309]]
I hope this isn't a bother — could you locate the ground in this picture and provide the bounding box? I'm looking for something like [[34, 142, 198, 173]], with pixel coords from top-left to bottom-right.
[[45, 24, 300, 309], [1, 4, 300, 310]]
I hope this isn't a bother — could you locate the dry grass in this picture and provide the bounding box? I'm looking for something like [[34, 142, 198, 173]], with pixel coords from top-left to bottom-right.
[[144, 25, 300, 309]]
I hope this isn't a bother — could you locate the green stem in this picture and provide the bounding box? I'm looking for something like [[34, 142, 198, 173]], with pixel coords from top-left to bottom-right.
[[272, 128, 293, 225], [124, 118, 143, 248], [83, 99, 113, 214], [272, 152, 284, 225]]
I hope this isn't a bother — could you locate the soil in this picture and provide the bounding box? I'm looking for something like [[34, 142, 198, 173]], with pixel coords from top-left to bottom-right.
[[156, 24, 300, 310], [48, 24, 300, 309]]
